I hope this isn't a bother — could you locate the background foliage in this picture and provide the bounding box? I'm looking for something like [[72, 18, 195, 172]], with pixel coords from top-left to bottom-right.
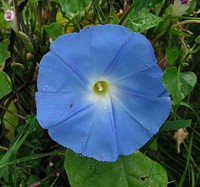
[[0, 0, 200, 186]]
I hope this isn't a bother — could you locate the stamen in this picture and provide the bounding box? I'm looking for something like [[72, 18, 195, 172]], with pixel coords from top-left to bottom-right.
[[97, 83, 103, 92], [93, 80, 108, 95]]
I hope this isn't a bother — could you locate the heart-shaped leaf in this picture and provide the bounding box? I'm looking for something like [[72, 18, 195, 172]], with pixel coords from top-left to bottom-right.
[[165, 47, 179, 65], [162, 67, 197, 105], [58, 0, 90, 15], [128, 8, 163, 33], [44, 22, 64, 40], [65, 150, 168, 187]]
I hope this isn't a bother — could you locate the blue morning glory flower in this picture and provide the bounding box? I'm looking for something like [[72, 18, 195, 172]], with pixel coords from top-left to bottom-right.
[[36, 24, 171, 162]]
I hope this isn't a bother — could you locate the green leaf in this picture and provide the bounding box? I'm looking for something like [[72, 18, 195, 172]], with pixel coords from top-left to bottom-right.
[[0, 124, 31, 177], [0, 71, 12, 99], [0, 115, 37, 183], [0, 150, 62, 168], [18, 31, 34, 53], [65, 150, 168, 187], [195, 35, 200, 44], [180, 102, 200, 120], [58, 0, 90, 15], [2, 0, 10, 10], [128, 8, 163, 32], [3, 101, 19, 140], [187, 0, 197, 14], [44, 22, 64, 40], [169, 29, 192, 37], [148, 137, 158, 151], [160, 120, 192, 131], [0, 40, 10, 69], [134, 0, 151, 13], [165, 47, 179, 65], [162, 67, 197, 105]]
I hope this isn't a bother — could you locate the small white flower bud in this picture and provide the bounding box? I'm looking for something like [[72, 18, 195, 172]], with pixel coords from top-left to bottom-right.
[[4, 10, 15, 22], [171, 0, 190, 17], [49, 162, 54, 166]]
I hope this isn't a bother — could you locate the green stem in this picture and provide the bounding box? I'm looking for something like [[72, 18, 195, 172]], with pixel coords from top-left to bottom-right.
[[183, 45, 200, 63], [118, 2, 134, 25], [13, 0, 21, 31], [172, 20, 200, 29], [178, 131, 194, 187], [107, 0, 114, 23], [158, 0, 173, 17], [0, 146, 8, 151], [167, 16, 200, 21], [93, 0, 105, 24], [97, 0, 106, 21], [38, 0, 42, 31], [73, 16, 82, 31]]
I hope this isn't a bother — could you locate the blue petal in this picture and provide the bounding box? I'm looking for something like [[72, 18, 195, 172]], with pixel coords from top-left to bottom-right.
[[111, 98, 151, 155], [35, 92, 92, 128], [48, 96, 119, 162], [112, 93, 171, 155], [115, 65, 168, 97], [50, 24, 132, 79], [89, 24, 132, 77], [104, 32, 157, 78], [37, 52, 86, 93]]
